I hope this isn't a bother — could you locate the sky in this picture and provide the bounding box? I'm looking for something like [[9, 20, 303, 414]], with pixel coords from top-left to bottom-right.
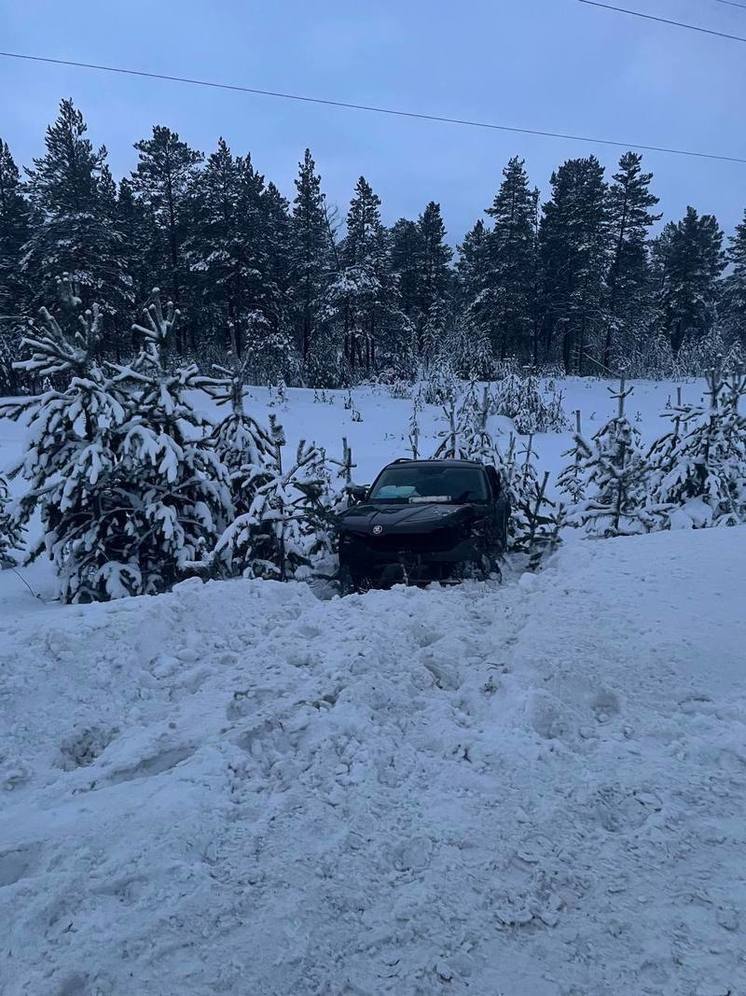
[[1, 0, 745, 244]]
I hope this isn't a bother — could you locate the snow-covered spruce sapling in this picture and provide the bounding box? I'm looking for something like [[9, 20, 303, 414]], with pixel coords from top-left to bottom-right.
[[491, 368, 569, 434], [408, 392, 422, 459], [196, 329, 278, 520], [432, 383, 489, 460], [557, 410, 589, 510], [0, 285, 130, 600], [110, 292, 233, 593], [646, 365, 746, 528], [575, 376, 653, 537], [214, 416, 328, 581], [504, 435, 562, 565]]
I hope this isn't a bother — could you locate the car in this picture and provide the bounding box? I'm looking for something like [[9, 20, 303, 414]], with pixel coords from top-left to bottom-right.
[[336, 458, 510, 592]]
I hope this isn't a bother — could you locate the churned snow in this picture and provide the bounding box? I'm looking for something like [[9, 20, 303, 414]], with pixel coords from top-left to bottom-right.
[[1, 526, 745, 995]]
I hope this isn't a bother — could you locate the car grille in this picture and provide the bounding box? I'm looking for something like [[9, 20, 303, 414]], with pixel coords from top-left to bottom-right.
[[364, 528, 459, 554]]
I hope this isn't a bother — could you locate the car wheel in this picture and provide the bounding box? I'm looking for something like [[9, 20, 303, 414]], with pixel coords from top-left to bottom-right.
[[338, 565, 358, 596], [338, 565, 369, 595]]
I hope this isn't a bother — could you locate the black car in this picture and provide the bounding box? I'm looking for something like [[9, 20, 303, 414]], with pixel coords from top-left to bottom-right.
[[337, 458, 510, 591]]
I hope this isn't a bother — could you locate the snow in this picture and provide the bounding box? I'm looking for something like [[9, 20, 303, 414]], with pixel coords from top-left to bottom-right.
[[2, 374, 743, 992], [1, 525, 745, 994]]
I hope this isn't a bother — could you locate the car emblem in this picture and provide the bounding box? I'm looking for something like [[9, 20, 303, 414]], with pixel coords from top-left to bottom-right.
[[372, 524, 384, 535]]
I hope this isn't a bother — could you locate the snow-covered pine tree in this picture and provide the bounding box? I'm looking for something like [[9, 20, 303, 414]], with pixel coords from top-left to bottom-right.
[[647, 366, 746, 528], [440, 312, 494, 381], [0, 139, 32, 389], [491, 366, 569, 433], [197, 326, 278, 523], [454, 219, 495, 374], [214, 415, 327, 580], [652, 207, 725, 358], [645, 385, 693, 521], [721, 210, 746, 355], [130, 126, 203, 329], [539, 156, 610, 372], [485, 157, 539, 362], [0, 281, 132, 600], [0, 472, 23, 566], [111, 291, 233, 592], [603, 152, 660, 371], [21, 101, 133, 351], [330, 176, 406, 377], [413, 202, 453, 365], [432, 384, 481, 460], [408, 390, 423, 459], [576, 377, 653, 536], [557, 410, 590, 509], [288, 149, 338, 384], [497, 433, 561, 566]]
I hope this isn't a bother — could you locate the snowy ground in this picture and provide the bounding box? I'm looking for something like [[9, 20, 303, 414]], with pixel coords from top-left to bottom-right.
[[1, 527, 745, 995], [2, 377, 744, 994]]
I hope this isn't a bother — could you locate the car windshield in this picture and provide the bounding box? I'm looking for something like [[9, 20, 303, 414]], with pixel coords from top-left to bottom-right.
[[369, 465, 488, 503]]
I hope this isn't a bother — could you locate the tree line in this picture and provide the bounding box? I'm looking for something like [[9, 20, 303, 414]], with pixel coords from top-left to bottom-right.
[[1, 98, 745, 392]]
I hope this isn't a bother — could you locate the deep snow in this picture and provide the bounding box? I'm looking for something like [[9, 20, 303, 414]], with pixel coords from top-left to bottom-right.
[[1, 526, 745, 995]]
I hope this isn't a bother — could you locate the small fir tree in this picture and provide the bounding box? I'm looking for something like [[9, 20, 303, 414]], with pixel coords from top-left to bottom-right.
[[575, 377, 653, 536], [646, 366, 746, 528], [0, 282, 130, 600], [214, 416, 327, 580], [110, 291, 233, 592]]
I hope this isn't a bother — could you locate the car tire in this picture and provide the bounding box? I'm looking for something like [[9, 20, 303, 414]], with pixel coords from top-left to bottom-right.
[[338, 564, 369, 596]]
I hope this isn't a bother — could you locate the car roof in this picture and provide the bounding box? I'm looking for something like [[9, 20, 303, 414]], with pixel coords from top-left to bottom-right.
[[383, 458, 486, 469]]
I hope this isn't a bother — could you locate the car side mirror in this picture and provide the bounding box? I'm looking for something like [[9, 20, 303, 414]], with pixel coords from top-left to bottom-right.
[[346, 484, 369, 503]]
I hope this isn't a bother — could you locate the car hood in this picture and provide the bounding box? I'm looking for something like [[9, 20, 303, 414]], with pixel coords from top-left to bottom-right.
[[337, 501, 479, 534]]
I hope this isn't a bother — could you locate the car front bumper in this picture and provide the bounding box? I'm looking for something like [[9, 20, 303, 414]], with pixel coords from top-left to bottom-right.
[[339, 532, 481, 583]]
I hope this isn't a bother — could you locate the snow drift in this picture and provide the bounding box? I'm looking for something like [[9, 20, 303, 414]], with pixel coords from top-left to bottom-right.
[[1, 528, 745, 995]]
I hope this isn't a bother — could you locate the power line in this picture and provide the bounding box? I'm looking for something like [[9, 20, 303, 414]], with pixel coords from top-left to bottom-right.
[[714, 0, 746, 10], [578, 0, 746, 41], [0, 51, 744, 167]]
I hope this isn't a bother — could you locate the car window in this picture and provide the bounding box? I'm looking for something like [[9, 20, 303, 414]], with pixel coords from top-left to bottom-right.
[[370, 465, 488, 503]]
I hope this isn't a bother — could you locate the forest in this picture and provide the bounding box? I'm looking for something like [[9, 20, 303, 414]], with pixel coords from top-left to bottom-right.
[[0, 97, 745, 393]]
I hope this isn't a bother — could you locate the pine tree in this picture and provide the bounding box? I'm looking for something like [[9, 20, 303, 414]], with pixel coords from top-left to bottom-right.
[[539, 156, 610, 373], [185, 139, 288, 366], [0, 139, 31, 394], [557, 410, 589, 506], [442, 313, 493, 380], [574, 378, 652, 536], [721, 210, 746, 353], [130, 125, 203, 346], [115, 178, 159, 347], [214, 415, 327, 581], [288, 149, 337, 382], [110, 292, 233, 592], [0, 139, 31, 318], [653, 207, 725, 357], [389, 218, 422, 324], [0, 282, 131, 600], [485, 157, 539, 361], [331, 176, 405, 375], [603, 152, 660, 370], [198, 333, 278, 521], [647, 366, 746, 527], [498, 433, 560, 565], [453, 219, 494, 377], [261, 180, 295, 362], [21, 100, 132, 349], [413, 201, 452, 363]]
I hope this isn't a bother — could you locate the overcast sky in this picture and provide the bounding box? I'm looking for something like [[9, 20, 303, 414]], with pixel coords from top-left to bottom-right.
[[1, 0, 745, 243]]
